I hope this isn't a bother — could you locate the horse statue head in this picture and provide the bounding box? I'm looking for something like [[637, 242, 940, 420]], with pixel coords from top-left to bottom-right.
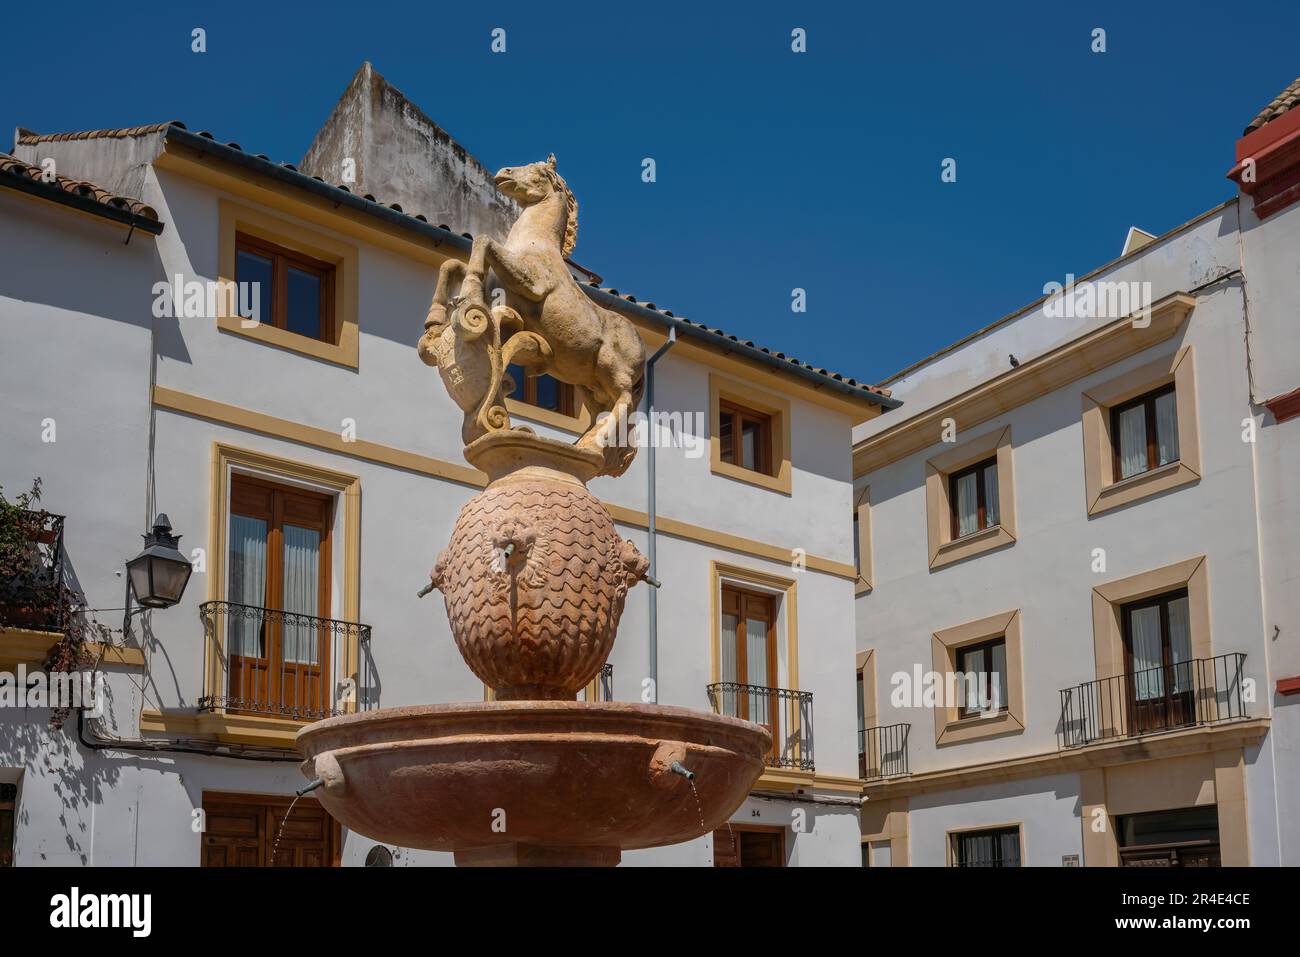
[[493, 155, 579, 257]]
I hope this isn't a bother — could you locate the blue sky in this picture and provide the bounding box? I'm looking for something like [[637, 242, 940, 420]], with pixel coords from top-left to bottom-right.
[[4, 0, 1296, 383]]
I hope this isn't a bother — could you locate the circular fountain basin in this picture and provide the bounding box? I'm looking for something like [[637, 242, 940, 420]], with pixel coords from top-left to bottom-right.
[[296, 701, 771, 866]]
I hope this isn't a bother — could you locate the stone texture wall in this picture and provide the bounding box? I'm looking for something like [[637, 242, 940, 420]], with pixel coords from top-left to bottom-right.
[[299, 62, 518, 240]]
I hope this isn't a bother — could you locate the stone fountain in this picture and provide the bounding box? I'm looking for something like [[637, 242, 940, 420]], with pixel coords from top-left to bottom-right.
[[296, 156, 769, 866]]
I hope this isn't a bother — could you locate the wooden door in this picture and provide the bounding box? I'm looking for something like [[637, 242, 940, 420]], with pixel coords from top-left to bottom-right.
[[227, 476, 332, 718], [201, 792, 338, 867], [721, 586, 778, 761], [712, 824, 785, 867], [1122, 590, 1193, 736]]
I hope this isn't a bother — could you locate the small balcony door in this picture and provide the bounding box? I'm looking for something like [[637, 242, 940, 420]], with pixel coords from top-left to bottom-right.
[[1122, 588, 1193, 736], [226, 475, 332, 718], [720, 585, 778, 759]]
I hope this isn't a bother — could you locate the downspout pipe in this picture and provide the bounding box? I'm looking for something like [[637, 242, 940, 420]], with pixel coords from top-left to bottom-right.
[[645, 328, 677, 703]]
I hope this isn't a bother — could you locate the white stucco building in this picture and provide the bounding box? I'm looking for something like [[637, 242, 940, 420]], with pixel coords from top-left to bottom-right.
[[854, 76, 1300, 867], [0, 65, 892, 867]]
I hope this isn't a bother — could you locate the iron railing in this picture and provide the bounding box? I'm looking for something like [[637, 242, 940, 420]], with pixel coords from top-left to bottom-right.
[[0, 510, 65, 632], [707, 682, 814, 771], [859, 722, 910, 781], [1059, 653, 1248, 748], [199, 600, 374, 721], [580, 663, 614, 702]]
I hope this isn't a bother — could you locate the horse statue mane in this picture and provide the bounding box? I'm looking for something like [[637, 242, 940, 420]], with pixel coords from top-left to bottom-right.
[[418, 155, 646, 478]]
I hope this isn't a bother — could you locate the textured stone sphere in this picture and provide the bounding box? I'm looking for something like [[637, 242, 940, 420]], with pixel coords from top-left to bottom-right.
[[433, 477, 638, 700]]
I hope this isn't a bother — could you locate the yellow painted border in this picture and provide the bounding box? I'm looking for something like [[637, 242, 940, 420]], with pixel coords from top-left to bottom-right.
[[204, 442, 362, 721], [1081, 345, 1201, 516], [708, 560, 800, 690], [930, 608, 1026, 746], [153, 386, 857, 580], [854, 293, 1196, 476], [215, 199, 360, 369], [945, 821, 1025, 867], [0, 629, 145, 669], [708, 373, 794, 495], [854, 484, 873, 594], [924, 425, 1017, 570]]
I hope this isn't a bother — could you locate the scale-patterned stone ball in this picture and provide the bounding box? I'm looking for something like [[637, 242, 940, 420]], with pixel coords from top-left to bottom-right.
[[430, 479, 648, 700]]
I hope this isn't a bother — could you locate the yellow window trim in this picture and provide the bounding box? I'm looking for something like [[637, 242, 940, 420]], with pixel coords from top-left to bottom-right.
[[1081, 345, 1201, 516], [708, 374, 793, 495], [930, 608, 1026, 746], [216, 198, 360, 369], [1091, 555, 1211, 683], [854, 484, 873, 593], [205, 443, 362, 718], [924, 425, 1017, 570], [708, 561, 799, 690], [946, 821, 1025, 867]]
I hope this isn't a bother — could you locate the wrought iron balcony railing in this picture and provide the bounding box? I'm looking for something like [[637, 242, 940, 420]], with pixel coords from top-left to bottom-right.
[[580, 663, 614, 702], [199, 600, 374, 722], [1059, 653, 1248, 749], [0, 510, 65, 633], [707, 682, 814, 772], [859, 722, 910, 781]]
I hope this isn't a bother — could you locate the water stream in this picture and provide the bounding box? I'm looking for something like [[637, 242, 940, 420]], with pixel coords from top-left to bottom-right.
[[270, 792, 305, 865]]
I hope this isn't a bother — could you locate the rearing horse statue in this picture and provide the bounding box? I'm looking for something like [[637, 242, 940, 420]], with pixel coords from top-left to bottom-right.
[[419, 155, 646, 477]]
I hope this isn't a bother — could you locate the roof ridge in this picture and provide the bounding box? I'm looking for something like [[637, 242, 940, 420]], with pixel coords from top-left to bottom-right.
[[0, 151, 159, 221], [15, 121, 184, 145], [1245, 76, 1300, 135]]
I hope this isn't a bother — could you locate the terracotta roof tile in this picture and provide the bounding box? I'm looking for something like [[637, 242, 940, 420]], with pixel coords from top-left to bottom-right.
[[0, 152, 159, 222], [11, 120, 892, 402], [1245, 77, 1300, 135]]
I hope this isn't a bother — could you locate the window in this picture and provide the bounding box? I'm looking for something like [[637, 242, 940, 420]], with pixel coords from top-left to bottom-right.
[[854, 486, 873, 592], [952, 826, 1021, 867], [924, 426, 1017, 570], [718, 400, 773, 476], [226, 475, 333, 718], [948, 457, 1000, 539], [1122, 589, 1194, 734], [234, 232, 335, 342], [1111, 384, 1180, 480], [955, 637, 1009, 718], [719, 584, 781, 765], [506, 364, 575, 416]]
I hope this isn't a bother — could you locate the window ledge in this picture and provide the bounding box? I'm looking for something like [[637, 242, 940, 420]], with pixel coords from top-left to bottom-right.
[[1089, 460, 1199, 516], [936, 708, 1025, 746], [930, 523, 1015, 570], [710, 458, 793, 495], [140, 708, 305, 749]]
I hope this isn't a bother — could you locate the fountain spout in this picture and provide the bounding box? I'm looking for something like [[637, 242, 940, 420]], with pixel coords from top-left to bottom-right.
[[668, 761, 695, 781], [297, 778, 325, 797]]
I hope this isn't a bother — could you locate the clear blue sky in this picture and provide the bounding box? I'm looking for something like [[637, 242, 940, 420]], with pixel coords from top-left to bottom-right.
[[4, 0, 1296, 383]]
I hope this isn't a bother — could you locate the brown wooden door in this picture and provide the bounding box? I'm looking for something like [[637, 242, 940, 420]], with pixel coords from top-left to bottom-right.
[[712, 824, 784, 867], [201, 792, 338, 867], [721, 586, 779, 762], [1122, 590, 1193, 736], [227, 476, 332, 718]]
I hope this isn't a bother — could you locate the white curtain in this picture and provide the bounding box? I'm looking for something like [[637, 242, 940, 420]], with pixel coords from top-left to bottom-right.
[[227, 515, 266, 657], [990, 641, 1008, 710], [955, 471, 979, 537], [962, 645, 986, 712], [1155, 390, 1180, 466], [1130, 606, 1164, 699], [282, 524, 321, 664], [983, 466, 1000, 528], [999, 831, 1021, 867], [1168, 596, 1192, 693], [746, 613, 770, 725], [721, 612, 738, 685], [1117, 404, 1148, 479]]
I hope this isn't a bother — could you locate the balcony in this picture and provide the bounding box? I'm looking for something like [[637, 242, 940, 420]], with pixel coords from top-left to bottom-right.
[[707, 682, 814, 771], [859, 722, 910, 781], [0, 509, 66, 633], [1059, 653, 1249, 749], [199, 600, 373, 722]]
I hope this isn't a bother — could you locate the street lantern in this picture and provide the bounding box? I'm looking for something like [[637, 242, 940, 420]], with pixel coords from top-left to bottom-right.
[[125, 514, 193, 610]]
